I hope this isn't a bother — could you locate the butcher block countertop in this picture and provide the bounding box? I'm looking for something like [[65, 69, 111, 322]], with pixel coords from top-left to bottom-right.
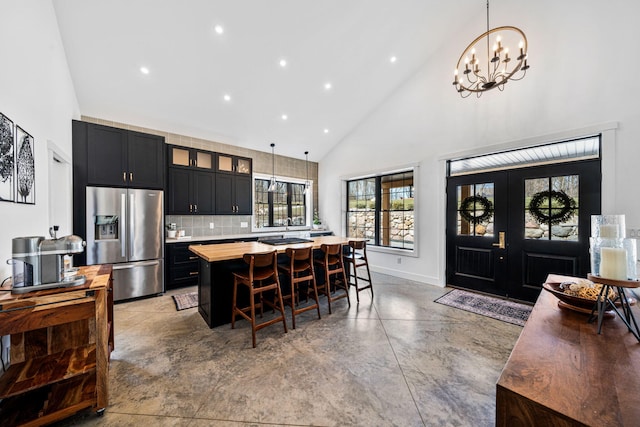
[[496, 275, 640, 426], [189, 236, 359, 262]]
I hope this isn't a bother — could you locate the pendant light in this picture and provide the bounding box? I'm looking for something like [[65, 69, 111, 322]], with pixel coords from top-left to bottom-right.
[[268, 143, 277, 192], [304, 151, 310, 193]]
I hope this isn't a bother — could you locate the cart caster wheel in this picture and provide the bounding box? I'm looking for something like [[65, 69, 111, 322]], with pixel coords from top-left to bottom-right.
[[96, 408, 106, 417]]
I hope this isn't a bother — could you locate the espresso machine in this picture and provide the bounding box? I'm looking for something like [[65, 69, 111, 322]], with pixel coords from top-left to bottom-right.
[[11, 233, 87, 293]]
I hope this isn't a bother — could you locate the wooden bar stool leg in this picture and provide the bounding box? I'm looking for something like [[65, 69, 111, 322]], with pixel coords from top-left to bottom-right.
[[231, 277, 238, 329]]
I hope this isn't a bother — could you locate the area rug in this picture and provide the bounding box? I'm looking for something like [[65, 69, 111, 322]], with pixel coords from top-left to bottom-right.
[[434, 289, 532, 326], [172, 291, 198, 311]]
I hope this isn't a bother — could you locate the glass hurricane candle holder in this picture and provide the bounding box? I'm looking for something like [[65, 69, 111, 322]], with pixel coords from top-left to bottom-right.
[[590, 237, 637, 280], [591, 214, 626, 239]]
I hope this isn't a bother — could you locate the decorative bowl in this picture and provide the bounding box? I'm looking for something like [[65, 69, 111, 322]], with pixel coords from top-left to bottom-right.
[[542, 282, 600, 310]]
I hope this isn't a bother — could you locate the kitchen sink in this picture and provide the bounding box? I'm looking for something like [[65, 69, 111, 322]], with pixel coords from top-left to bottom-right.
[[260, 237, 314, 245]]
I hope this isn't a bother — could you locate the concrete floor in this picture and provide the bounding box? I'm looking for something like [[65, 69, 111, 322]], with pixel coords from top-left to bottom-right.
[[58, 273, 523, 427]]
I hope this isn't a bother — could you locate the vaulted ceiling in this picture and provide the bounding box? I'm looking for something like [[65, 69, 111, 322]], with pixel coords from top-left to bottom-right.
[[53, 1, 485, 161]]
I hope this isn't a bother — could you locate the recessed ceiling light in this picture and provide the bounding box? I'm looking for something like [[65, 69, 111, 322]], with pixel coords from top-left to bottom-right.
[[389, 56, 397, 63], [223, 94, 231, 102], [281, 114, 288, 121], [279, 59, 287, 68], [140, 66, 150, 75], [323, 129, 329, 134], [214, 25, 224, 35], [324, 82, 332, 90]]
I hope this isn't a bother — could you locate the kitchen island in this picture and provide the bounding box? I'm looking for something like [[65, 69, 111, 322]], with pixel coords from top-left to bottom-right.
[[189, 236, 358, 327]]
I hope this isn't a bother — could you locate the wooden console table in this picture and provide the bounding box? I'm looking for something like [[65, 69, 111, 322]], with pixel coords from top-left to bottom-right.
[[0, 264, 114, 426], [496, 278, 640, 426]]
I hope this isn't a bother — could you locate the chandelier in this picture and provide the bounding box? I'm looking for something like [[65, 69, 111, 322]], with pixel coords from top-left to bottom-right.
[[453, 0, 529, 98]]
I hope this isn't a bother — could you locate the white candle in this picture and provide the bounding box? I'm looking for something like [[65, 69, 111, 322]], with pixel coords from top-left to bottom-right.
[[599, 224, 619, 238], [600, 247, 627, 280]]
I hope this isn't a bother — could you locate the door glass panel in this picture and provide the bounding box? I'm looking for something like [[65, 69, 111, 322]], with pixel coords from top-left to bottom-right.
[[525, 175, 579, 240], [218, 155, 233, 172], [196, 152, 212, 169], [171, 147, 190, 166], [237, 158, 251, 174], [457, 183, 494, 237]]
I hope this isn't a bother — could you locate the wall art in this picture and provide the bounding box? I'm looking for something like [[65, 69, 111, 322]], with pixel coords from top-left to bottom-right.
[[0, 113, 15, 202], [15, 125, 35, 204]]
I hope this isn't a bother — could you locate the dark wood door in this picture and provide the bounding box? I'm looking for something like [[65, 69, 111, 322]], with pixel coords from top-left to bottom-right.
[[167, 168, 191, 214], [446, 159, 601, 302], [446, 172, 509, 296], [127, 131, 165, 189], [87, 124, 127, 187], [192, 171, 215, 214]]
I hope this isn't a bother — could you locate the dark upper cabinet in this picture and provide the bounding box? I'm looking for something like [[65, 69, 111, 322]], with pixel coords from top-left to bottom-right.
[[216, 154, 252, 175], [127, 131, 165, 188], [86, 124, 127, 186], [167, 167, 215, 215], [169, 145, 214, 171], [215, 154, 252, 215], [84, 122, 164, 189], [215, 173, 252, 215]]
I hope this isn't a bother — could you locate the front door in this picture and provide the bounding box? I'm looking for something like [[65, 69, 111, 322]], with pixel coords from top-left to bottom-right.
[[446, 159, 601, 302]]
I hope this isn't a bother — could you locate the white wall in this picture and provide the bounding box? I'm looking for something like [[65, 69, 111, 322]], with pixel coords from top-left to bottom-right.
[[0, 0, 80, 281], [319, 0, 640, 285]]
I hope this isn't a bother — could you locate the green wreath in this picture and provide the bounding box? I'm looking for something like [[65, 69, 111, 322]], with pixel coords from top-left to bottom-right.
[[459, 195, 494, 224], [528, 190, 577, 225]]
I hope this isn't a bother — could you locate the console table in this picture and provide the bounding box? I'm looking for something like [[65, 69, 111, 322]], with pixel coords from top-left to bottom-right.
[[496, 277, 640, 426]]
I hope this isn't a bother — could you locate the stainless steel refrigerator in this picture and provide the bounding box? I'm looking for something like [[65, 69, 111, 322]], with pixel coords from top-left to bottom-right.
[[86, 186, 164, 301]]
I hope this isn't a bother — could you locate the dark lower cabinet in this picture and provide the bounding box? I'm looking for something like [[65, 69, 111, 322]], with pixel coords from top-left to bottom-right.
[[165, 243, 200, 289]]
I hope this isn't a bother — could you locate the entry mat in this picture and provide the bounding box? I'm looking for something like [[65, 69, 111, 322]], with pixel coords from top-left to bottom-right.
[[434, 289, 532, 327], [173, 291, 198, 311]]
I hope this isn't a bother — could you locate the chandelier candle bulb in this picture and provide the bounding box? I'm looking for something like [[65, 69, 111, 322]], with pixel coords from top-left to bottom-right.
[[600, 247, 628, 280]]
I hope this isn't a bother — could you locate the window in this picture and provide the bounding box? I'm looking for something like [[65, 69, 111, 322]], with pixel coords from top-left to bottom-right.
[[524, 175, 579, 240], [347, 170, 414, 250], [254, 177, 308, 228]]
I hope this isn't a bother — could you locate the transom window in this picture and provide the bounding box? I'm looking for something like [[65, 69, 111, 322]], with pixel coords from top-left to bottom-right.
[[254, 178, 308, 228], [347, 170, 415, 250]]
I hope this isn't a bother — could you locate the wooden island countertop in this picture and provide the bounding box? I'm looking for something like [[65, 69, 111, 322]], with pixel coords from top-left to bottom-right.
[[188, 235, 359, 262], [188, 235, 363, 328], [496, 276, 640, 426]]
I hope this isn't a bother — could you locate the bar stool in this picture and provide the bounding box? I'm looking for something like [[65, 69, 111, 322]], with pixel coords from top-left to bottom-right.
[[314, 243, 350, 314], [231, 250, 288, 348], [343, 240, 373, 303], [279, 246, 321, 329]]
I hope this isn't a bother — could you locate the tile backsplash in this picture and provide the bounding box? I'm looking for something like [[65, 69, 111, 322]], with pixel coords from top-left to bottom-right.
[[165, 215, 254, 237]]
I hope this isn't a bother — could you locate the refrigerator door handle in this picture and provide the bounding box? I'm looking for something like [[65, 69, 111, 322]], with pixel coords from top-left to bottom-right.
[[112, 260, 161, 270], [130, 193, 135, 257], [121, 193, 126, 257]]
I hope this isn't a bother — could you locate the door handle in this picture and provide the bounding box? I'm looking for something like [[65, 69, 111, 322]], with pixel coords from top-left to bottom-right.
[[492, 231, 506, 249], [130, 172, 133, 182]]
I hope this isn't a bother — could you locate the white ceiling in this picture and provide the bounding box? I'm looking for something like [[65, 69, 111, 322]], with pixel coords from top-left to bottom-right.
[[52, 0, 478, 161]]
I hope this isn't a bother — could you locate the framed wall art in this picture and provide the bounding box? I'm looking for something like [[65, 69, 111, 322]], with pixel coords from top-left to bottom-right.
[[15, 125, 35, 205], [0, 113, 15, 203]]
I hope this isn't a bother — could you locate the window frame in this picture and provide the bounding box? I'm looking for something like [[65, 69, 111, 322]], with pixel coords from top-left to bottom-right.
[[252, 173, 312, 232], [344, 165, 418, 256]]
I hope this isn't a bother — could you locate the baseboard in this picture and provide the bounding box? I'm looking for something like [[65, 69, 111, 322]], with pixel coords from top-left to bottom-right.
[[369, 265, 443, 287]]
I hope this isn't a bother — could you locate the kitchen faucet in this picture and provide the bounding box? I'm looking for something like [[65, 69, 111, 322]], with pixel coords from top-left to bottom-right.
[[285, 217, 292, 231]]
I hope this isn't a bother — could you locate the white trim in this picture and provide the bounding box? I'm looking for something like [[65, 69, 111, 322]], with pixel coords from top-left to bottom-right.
[[341, 164, 419, 256], [438, 123, 617, 287], [251, 172, 314, 233], [438, 121, 618, 162]]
